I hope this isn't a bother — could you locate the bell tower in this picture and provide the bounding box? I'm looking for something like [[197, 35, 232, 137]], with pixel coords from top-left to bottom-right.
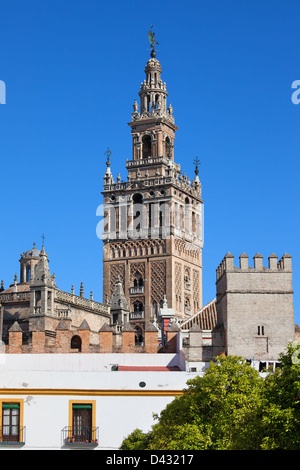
[[102, 32, 203, 337]]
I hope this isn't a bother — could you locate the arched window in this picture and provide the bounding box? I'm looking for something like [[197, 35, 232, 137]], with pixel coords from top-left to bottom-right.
[[71, 335, 82, 352], [133, 273, 144, 288], [165, 136, 172, 158], [133, 194, 143, 234], [133, 300, 144, 312], [185, 197, 191, 234], [142, 135, 151, 159]]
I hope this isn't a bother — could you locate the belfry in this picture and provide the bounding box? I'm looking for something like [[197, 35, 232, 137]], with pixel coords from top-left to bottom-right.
[[102, 32, 204, 336]]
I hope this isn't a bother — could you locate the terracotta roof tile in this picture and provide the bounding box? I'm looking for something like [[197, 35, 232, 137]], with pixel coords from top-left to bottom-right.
[[180, 299, 217, 331]]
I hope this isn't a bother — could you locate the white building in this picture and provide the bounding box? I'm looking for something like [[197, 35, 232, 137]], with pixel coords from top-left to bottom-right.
[[0, 352, 199, 450]]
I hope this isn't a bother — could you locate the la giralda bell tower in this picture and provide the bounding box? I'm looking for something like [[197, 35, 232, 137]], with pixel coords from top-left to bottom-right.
[[102, 31, 203, 334]]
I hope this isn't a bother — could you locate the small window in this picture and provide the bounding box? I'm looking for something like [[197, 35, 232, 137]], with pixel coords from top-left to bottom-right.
[[259, 362, 267, 372], [257, 326, 265, 336], [1, 401, 25, 445]]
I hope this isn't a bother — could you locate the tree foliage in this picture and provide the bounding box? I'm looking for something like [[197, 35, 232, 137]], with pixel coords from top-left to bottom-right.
[[120, 344, 300, 450]]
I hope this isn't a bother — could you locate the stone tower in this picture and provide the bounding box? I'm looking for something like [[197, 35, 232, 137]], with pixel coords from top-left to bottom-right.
[[19, 243, 41, 283], [29, 245, 57, 331], [216, 252, 295, 361], [102, 39, 204, 336]]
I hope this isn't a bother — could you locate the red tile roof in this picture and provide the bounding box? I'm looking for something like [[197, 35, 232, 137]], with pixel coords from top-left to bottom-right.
[[179, 299, 217, 331]]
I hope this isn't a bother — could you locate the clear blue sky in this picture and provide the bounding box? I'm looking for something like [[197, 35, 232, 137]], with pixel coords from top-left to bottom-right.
[[0, 0, 299, 322]]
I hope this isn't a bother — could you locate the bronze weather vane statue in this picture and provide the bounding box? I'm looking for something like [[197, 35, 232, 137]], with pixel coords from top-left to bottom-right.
[[147, 26, 159, 58]]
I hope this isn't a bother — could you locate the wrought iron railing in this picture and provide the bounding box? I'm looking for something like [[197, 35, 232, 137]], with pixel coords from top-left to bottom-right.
[[129, 311, 144, 320], [61, 426, 99, 446], [0, 426, 26, 445], [129, 286, 144, 295]]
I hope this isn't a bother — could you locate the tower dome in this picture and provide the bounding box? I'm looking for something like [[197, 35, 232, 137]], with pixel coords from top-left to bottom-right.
[[19, 242, 41, 283], [23, 243, 41, 259]]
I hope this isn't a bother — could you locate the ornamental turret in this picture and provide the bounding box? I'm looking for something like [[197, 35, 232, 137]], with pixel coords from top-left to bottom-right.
[[131, 57, 173, 124]]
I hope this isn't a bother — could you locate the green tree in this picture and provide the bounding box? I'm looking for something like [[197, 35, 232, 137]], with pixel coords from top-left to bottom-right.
[[120, 428, 151, 450], [260, 342, 300, 449], [120, 348, 300, 450], [120, 355, 264, 450]]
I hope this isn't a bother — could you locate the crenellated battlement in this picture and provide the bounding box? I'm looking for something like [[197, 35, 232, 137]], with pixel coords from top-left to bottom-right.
[[216, 252, 292, 282]]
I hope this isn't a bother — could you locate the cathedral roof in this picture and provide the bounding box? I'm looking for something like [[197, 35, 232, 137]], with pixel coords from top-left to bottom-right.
[[0, 284, 30, 294]]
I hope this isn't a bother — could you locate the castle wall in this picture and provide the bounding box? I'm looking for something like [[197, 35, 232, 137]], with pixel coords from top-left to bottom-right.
[[216, 253, 294, 360]]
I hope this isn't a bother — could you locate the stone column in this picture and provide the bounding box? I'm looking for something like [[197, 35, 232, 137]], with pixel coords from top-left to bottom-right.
[[157, 131, 163, 156]]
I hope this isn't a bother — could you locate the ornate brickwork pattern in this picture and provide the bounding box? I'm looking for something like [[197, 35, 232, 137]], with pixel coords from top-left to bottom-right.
[[193, 269, 200, 312], [174, 238, 201, 261], [108, 239, 166, 259], [150, 260, 166, 305], [175, 262, 182, 297], [175, 261, 182, 313], [110, 263, 125, 296], [130, 296, 145, 309]]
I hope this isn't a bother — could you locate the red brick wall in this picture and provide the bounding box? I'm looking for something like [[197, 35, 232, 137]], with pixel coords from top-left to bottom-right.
[[99, 331, 113, 353], [8, 331, 22, 353], [145, 331, 158, 353]]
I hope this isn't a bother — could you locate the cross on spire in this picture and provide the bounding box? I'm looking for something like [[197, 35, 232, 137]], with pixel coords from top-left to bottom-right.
[[193, 157, 201, 176], [105, 147, 111, 166], [41, 233, 46, 246]]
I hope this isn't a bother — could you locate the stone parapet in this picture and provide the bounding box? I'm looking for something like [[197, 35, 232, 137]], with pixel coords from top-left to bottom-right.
[[216, 252, 293, 282]]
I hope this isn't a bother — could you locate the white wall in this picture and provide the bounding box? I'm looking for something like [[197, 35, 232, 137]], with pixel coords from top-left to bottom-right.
[[0, 353, 199, 450]]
